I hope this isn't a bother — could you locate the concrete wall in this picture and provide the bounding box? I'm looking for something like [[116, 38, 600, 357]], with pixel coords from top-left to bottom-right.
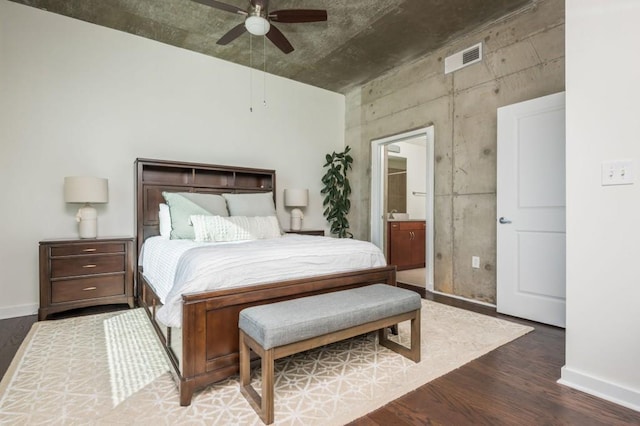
[[345, 0, 565, 303], [561, 0, 640, 411], [0, 1, 344, 318]]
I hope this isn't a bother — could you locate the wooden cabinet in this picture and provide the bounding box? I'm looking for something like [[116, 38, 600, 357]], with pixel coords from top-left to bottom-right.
[[284, 229, 325, 236], [387, 221, 426, 271], [39, 237, 135, 320]]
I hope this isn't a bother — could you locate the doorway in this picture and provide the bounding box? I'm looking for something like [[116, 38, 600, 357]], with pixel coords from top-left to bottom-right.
[[370, 126, 435, 291]]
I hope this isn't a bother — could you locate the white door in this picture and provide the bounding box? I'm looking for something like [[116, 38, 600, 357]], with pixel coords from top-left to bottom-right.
[[497, 92, 566, 327]]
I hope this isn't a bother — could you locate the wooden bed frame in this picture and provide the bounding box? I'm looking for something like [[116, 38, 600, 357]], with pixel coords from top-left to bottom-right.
[[135, 158, 397, 406]]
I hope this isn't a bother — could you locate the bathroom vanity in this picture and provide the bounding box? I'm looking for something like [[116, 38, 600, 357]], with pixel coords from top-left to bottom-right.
[[387, 220, 426, 271]]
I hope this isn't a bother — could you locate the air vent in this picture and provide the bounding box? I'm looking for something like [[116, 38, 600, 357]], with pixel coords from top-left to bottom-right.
[[444, 42, 483, 74]]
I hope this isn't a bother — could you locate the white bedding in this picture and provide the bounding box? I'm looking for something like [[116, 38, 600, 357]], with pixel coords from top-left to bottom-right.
[[140, 235, 386, 327]]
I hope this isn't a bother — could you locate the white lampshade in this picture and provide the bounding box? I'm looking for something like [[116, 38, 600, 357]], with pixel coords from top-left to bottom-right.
[[245, 16, 270, 36], [64, 176, 109, 204], [284, 189, 308, 207]]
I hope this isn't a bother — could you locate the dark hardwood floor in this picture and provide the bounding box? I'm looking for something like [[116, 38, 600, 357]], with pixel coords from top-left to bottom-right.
[[1, 298, 639, 424], [351, 287, 640, 425], [0, 315, 36, 379]]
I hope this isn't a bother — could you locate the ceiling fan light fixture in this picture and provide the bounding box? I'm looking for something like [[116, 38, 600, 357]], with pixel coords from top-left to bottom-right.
[[245, 16, 270, 36]]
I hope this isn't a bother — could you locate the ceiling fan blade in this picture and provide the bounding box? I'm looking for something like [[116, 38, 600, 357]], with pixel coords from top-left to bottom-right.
[[269, 9, 327, 23], [266, 24, 294, 54], [217, 23, 247, 45], [192, 0, 247, 16]]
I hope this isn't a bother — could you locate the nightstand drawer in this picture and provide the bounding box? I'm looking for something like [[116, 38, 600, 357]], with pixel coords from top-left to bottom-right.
[[51, 254, 125, 278], [51, 275, 125, 303], [50, 243, 125, 257]]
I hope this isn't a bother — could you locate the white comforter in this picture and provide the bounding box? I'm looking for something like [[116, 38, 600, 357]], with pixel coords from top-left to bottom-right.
[[141, 235, 386, 327]]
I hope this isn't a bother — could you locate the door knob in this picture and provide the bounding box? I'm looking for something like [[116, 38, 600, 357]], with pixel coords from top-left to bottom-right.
[[499, 217, 512, 224]]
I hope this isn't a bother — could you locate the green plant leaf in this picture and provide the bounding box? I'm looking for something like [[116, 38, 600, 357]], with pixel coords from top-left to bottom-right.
[[321, 146, 354, 238]]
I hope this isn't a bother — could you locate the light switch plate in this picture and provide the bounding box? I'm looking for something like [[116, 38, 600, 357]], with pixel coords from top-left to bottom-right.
[[601, 160, 635, 186], [472, 256, 480, 269]]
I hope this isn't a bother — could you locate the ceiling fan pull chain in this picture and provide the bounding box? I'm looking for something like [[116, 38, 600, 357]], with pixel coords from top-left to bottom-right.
[[249, 34, 253, 112], [263, 34, 267, 107]]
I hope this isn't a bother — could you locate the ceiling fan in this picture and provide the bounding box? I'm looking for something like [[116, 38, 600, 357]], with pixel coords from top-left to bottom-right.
[[193, 0, 328, 54]]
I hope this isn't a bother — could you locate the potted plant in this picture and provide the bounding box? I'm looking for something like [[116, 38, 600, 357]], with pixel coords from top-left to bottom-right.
[[321, 146, 353, 238]]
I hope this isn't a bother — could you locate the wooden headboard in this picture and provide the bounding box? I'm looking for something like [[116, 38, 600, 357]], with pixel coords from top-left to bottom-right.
[[135, 158, 276, 256]]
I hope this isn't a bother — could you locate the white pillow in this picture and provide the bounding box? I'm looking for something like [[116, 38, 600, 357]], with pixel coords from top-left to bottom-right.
[[222, 192, 276, 217], [190, 215, 282, 242], [162, 192, 229, 240], [159, 203, 171, 238]]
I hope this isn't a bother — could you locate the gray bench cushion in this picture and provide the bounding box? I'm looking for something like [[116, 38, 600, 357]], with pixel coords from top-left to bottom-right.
[[238, 284, 421, 349]]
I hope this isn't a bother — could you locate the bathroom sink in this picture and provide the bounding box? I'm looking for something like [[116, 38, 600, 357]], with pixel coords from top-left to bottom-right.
[[387, 213, 410, 221]]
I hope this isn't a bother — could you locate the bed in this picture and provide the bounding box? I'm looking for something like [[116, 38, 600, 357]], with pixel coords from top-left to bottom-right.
[[135, 158, 397, 406]]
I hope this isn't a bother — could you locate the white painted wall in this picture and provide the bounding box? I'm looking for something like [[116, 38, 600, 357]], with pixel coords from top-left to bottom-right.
[[562, 0, 640, 411], [0, 1, 345, 318]]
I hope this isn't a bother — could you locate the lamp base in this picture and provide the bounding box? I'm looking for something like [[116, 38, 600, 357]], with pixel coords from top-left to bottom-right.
[[77, 205, 98, 239], [290, 217, 302, 231], [290, 208, 303, 231]]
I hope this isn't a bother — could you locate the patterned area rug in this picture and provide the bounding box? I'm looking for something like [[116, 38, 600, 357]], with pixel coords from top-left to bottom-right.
[[0, 301, 532, 425]]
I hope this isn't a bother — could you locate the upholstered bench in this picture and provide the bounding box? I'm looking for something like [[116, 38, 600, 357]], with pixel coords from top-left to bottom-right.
[[238, 284, 422, 424]]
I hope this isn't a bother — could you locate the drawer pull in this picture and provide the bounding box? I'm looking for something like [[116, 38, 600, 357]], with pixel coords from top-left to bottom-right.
[[82, 264, 97, 268], [82, 287, 97, 291], [82, 248, 97, 252]]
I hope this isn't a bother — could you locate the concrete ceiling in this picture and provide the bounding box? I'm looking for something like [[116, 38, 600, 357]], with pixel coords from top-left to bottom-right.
[[11, 0, 532, 93]]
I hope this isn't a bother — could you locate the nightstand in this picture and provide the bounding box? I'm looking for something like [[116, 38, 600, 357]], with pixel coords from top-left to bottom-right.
[[284, 229, 325, 236], [38, 237, 135, 320]]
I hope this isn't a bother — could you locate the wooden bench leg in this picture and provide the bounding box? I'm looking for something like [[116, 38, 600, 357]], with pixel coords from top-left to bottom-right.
[[239, 330, 251, 389], [239, 330, 275, 425], [261, 348, 275, 424], [410, 309, 421, 362], [378, 309, 421, 363]]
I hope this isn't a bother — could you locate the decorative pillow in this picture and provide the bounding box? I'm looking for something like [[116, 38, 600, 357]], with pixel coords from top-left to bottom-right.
[[242, 216, 282, 239], [178, 192, 229, 216], [158, 203, 171, 238], [222, 192, 276, 217], [162, 192, 229, 240], [190, 215, 282, 242]]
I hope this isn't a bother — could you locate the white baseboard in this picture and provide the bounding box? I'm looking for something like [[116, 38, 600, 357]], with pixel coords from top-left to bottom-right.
[[431, 290, 497, 308], [559, 366, 640, 412], [0, 303, 38, 320]]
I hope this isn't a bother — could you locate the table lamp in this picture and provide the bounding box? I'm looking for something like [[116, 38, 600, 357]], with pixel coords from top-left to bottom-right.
[[284, 189, 308, 231], [64, 176, 109, 239]]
